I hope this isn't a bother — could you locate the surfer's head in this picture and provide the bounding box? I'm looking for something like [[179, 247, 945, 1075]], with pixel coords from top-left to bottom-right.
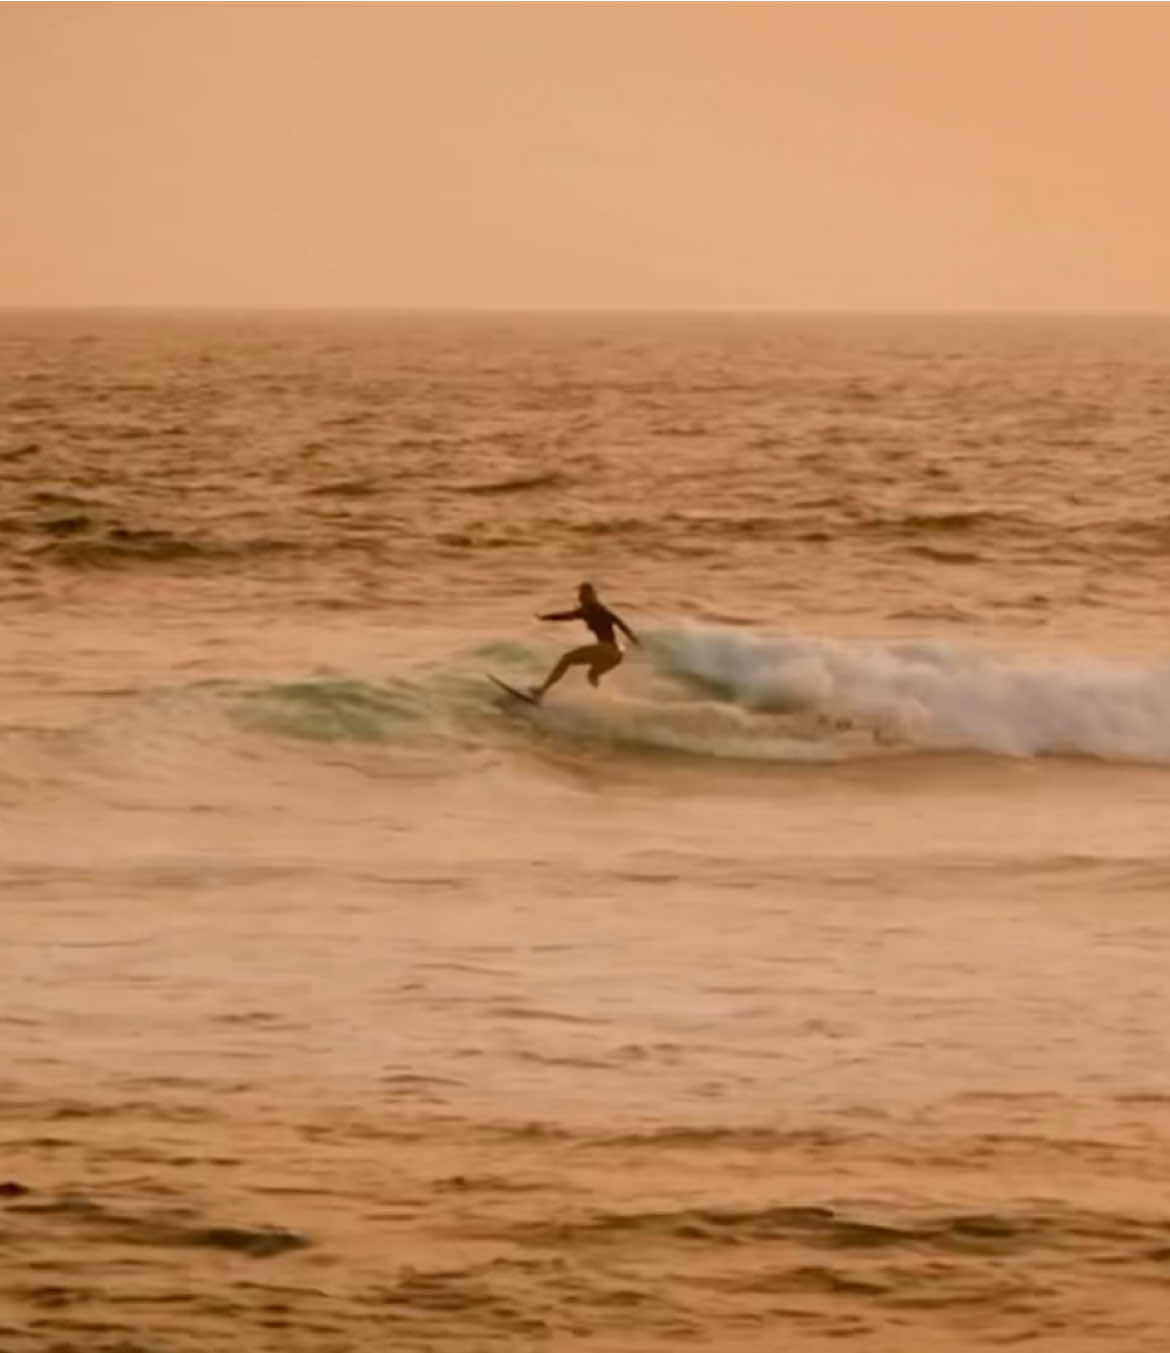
[[578, 581, 597, 603]]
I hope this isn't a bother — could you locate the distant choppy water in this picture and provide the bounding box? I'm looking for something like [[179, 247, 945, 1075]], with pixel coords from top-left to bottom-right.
[[3, 310, 1170, 1132], [4, 308, 1170, 628]]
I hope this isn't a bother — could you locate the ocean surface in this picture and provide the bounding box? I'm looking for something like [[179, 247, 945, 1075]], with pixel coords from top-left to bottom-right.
[[3, 310, 1170, 1351]]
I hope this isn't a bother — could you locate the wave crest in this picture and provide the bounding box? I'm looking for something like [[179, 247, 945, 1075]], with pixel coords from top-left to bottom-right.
[[645, 625, 1170, 762]]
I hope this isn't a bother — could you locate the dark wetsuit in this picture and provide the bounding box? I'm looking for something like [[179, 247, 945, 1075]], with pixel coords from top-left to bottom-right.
[[539, 600, 636, 646]]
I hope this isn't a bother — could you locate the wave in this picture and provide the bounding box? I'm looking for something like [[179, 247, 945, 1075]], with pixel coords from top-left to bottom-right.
[[36, 527, 298, 567], [501, 689, 864, 763], [645, 625, 1170, 762], [4, 626, 1170, 812], [0, 673, 479, 809]]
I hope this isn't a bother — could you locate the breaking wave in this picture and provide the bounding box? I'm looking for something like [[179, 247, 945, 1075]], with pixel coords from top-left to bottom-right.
[[5, 625, 1170, 812], [639, 625, 1170, 763]]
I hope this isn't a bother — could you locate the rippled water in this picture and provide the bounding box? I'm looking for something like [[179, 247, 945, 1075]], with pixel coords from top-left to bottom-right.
[[3, 311, 1170, 1350]]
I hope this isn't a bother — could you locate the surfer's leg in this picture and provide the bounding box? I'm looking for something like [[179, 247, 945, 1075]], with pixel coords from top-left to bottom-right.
[[533, 645, 598, 698], [586, 643, 622, 687]]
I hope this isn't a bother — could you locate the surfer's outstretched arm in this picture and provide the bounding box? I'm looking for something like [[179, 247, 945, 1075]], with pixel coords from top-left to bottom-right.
[[538, 608, 583, 622]]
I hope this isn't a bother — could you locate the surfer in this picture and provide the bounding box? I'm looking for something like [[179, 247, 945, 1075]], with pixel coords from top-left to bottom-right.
[[530, 582, 639, 701]]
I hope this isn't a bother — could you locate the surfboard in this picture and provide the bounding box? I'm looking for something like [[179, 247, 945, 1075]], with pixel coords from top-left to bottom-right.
[[487, 674, 541, 706]]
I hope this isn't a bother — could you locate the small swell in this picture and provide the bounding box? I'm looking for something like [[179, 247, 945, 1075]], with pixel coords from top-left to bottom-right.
[[37, 527, 297, 568]]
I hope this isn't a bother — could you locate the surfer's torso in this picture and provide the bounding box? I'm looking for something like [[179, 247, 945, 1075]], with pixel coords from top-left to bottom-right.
[[579, 600, 623, 645], [542, 599, 626, 646]]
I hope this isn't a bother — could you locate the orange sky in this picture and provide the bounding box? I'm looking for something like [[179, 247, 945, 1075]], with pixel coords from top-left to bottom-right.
[[2, 2, 1168, 310]]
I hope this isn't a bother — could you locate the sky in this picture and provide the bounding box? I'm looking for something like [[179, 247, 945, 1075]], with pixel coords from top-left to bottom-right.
[[2, 2, 1168, 312]]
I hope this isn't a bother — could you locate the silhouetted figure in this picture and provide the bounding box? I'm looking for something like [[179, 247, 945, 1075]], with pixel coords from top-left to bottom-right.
[[532, 582, 639, 701]]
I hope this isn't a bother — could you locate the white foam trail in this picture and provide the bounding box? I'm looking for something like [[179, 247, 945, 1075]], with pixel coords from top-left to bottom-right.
[[646, 625, 1170, 762]]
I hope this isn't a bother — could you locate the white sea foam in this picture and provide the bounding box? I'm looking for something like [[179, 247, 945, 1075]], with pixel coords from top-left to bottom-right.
[[646, 625, 1170, 762]]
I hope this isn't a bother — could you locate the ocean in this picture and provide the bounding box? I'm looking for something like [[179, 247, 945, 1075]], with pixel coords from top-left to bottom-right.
[[3, 309, 1170, 1351]]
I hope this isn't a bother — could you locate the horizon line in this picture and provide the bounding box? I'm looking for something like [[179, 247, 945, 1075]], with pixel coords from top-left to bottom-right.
[[2, 304, 1168, 319]]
